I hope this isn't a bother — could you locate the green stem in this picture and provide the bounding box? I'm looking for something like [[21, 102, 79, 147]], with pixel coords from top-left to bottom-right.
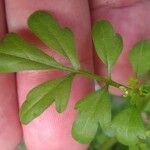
[[64, 66, 130, 90], [77, 69, 122, 88]]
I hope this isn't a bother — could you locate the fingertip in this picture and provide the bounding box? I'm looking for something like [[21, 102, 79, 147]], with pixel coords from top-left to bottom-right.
[[5, 0, 94, 149], [92, 0, 150, 95]]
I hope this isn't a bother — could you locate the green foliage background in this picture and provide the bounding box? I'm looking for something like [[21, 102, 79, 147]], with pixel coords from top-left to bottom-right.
[[17, 96, 148, 150]]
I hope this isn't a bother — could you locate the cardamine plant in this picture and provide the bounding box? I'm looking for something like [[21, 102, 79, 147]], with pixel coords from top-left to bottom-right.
[[0, 11, 150, 150]]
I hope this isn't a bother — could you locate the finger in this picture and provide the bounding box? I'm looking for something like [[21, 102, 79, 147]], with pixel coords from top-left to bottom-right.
[[90, 0, 150, 94], [5, 0, 94, 149], [90, 0, 142, 8], [0, 0, 22, 149]]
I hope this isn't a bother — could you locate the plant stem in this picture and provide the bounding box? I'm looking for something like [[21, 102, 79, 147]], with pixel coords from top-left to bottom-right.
[[64, 66, 130, 90], [78, 69, 124, 88]]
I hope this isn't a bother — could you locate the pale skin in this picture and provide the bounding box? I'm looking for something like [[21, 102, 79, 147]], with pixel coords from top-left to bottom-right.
[[0, 0, 150, 149]]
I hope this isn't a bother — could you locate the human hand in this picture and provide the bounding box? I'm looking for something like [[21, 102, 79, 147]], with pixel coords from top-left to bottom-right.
[[0, 0, 150, 149]]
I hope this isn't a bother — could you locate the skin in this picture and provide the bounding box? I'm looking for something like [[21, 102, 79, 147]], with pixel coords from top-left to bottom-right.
[[92, 0, 150, 94], [0, 0, 149, 149], [0, 0, 22, 150]]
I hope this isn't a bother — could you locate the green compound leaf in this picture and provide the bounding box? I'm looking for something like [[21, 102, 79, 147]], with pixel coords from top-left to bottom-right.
[[72, 88, 111, 143], [92, 20, 123, 75], [28, 11, 80, 69], [129, 40, 150, 77], [20, 74, 74, 124], [111, 106, 146, 146], [0, 33, 67, 72]]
